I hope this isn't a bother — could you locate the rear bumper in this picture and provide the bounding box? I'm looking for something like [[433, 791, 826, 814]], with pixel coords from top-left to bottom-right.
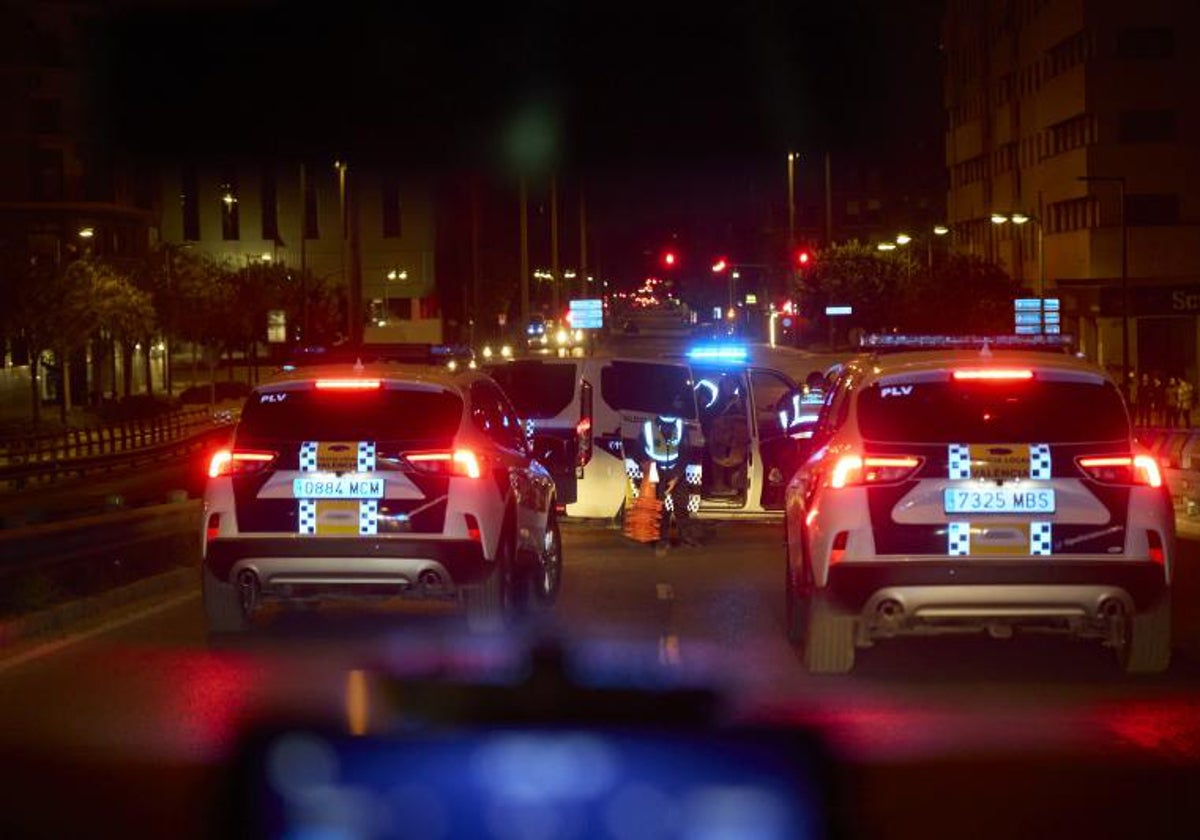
[[204, 536, 490, 588], [826, 560, 1168, 614]]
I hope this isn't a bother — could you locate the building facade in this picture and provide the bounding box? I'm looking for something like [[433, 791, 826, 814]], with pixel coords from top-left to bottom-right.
[[943, 0, 1200, 383], [157, 161, 440, 344]]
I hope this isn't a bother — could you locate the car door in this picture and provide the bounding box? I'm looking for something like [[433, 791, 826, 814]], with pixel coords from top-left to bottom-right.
[[469, 380, 552, 552], [749, 367, 800, 510]]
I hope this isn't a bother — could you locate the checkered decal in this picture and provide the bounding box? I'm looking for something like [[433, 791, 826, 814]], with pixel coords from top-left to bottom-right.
[[359, 500, 379, 536], [948, 521, 971, 556], [298, 499, 318, 535], [685, 464, 703, 485], [1029, 444, 1052, 480], [357, 442, 376, 472], [663, 493, 673, 512], [687, 493, 701, 513], [1030, 522, 1053, 556], [625, 458, 643, 481], [948, 445, 972, 480], [299, 441, 319, 472]]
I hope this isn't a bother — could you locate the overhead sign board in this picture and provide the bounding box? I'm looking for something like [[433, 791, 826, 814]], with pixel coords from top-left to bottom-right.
[[825, 305, 853, 316], [568, 298, 604, 329], [1014, 298, 1060, 335]]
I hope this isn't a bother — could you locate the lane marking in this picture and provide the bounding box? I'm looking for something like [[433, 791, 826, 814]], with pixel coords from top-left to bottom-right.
[[0, 591, 199, 675], [655, 583, 675, 601]]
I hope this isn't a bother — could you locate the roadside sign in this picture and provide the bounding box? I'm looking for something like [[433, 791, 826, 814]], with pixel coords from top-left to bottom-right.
[[825, 305, 852, 316], [1014, 298, 1059, 335], [569, 298, 604, 329]]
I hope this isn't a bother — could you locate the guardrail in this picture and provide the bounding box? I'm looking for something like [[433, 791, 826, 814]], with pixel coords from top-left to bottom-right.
[[0, 408, 234, 491]]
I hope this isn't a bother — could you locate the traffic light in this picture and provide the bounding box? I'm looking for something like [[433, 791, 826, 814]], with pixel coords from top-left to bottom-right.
[[711, 257, 728, 274], [661, 250, 678, 269], [794, 249, 812, 267]]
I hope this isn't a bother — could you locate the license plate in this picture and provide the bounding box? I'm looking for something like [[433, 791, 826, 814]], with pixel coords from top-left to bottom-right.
[[292, 475, 385, 499], [943, 486, 1055, 514]]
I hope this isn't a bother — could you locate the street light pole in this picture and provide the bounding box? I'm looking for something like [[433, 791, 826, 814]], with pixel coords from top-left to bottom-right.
[[1078, 175, 1129, 398], [787, 152, 797, 249]]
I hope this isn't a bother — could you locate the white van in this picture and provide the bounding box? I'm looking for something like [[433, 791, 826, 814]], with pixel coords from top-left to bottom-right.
[[486, 353, 804, 521]]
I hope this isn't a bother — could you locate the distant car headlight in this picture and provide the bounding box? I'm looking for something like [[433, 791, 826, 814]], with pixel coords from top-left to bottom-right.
[[555, 329, 569, 345], [500, 345, 513, 358]]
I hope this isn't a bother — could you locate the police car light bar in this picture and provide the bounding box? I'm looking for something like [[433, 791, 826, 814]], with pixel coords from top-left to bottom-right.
[[860, 334, 1074, 351], [687, 345, 749, 363]]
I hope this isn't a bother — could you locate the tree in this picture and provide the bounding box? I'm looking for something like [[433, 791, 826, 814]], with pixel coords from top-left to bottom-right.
[[792, 240, 909, 333], [897, 253, 1021, 334]]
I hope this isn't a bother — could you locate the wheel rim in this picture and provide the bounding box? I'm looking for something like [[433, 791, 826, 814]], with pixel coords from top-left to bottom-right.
[[539, 521, 562, 598]]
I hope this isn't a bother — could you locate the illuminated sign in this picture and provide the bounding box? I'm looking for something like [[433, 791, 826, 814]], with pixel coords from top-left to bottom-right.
[[568, 298, 604, 329], [825, 305, 853, 316]]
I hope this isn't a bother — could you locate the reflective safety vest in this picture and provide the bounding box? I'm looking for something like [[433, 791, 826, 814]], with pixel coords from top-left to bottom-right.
[[642, 416, 683, 465]]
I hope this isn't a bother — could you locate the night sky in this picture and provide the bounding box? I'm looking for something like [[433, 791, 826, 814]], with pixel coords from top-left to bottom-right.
[[101, 0, 945, 280]]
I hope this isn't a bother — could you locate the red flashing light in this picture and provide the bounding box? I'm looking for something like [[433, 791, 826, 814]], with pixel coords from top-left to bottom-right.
[[662, 251, 678, 268], [315, 379, 382, 390], [952, 369, 1034, 381], [712, 258, 728, 273], [795, 250, 811, 266]]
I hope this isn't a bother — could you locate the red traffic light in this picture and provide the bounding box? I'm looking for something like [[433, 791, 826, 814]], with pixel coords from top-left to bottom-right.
[[662, 250, 678, 268], [795, 250, 811, 266], [711, 258, 728, 274]]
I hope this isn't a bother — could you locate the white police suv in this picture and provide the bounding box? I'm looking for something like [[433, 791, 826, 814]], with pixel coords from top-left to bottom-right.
[[202, 362, 562, 634], [785, 336, 1174, 674]]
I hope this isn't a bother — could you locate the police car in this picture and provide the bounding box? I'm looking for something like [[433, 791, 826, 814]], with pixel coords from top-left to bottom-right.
[[201, 362, 562, 634], [784, 336, 1174, 674]]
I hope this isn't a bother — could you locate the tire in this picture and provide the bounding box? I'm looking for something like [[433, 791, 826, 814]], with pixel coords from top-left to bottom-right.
[[532, 510, 563, 607], [463, 520, 518, 634], [1119, 596, 1171, 675], [202, 565, 248, 635], [802, 590, 856, 675]]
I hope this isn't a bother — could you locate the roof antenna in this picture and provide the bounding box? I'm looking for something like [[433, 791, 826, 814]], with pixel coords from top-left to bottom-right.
[[354, 357, 364, 373], [980, 339, 992, 359]]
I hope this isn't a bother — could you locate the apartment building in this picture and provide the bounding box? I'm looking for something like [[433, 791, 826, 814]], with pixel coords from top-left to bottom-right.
[[157, 162, 440, 344], [943, 0, 1200, 382]]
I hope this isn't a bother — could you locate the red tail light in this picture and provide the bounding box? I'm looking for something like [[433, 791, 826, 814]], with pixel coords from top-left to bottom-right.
[[407, 449, 483, 478], [315, 379, 382, 390], [577, 379, 594, 467], [830, 454, 922, 488], [207, 449, 277, 478], [952, 369, 1034, 381], [464, 514, 482, 542], [830, 531, 849, 565], [206, 513, 221, 542], [1076, 454, 1163, 488], [1147, 529, 1165, 565]]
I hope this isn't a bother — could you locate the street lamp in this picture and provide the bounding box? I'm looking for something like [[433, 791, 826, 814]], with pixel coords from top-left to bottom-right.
[[876, 242, 897, 251], [1078, 175, 1129, 399], [991, 211, 1045, 300]]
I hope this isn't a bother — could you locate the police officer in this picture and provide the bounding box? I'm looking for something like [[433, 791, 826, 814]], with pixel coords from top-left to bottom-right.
[[642, 413, 698, 555]]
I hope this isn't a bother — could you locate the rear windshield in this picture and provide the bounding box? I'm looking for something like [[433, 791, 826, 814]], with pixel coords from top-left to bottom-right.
[[237, 387, 463, 442], [485, 362, 578, 419], [857, 379, 1129, 443], [601, 362, 697, 419]]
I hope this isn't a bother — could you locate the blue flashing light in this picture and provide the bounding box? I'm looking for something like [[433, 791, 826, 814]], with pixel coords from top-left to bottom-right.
[[687, 344, 748, 363]]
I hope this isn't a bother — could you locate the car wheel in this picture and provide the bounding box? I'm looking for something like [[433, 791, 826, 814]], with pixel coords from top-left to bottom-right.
[[202, 565, 249, 636], [463, 520, 519, 633], [802, 590, 856, 675], [533, 510, 563, 607], [1118, 596, 1171, 675]]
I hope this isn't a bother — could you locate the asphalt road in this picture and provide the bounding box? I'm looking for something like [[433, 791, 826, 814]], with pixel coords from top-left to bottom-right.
[[1, 521, 1199, 837]]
